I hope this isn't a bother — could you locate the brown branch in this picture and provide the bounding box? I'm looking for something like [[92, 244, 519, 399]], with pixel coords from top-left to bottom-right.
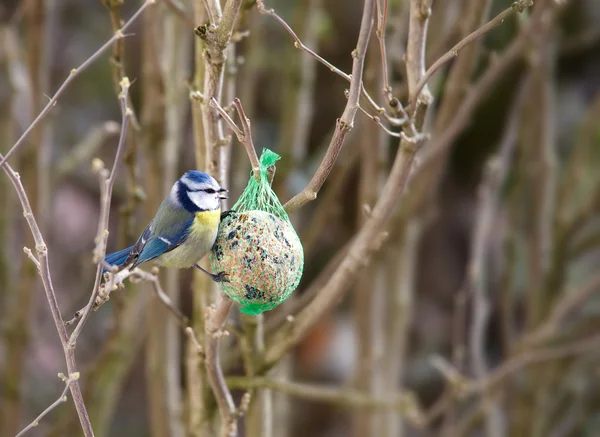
[[405, 0, 433, 113], [209, 97, 260, 179], [257, 0, 403, 133], [432, 0, 493, 132], [375, 0, 391, 100], [68, 77, 131, 347], [204, 297, 238, 437], [54, 121, 121, 181], [226, 376, 424, 427], [15, 373, 79, 437], [407, 0, 533, 113], [0, 0, 153, 169], [263, 0, 542, 372], [467, 75, 530, 437], [264, 135, 421, 370], [1, 75, 133, 437], [0, 160, 94, 436], [468, 76, 529, 378], [282, 0, 376, 212]]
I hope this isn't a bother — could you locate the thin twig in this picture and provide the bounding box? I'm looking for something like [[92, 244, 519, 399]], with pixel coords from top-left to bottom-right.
[[263, 0, 540, 371], [358, 104, 401, 137], [68, 77, 131, 348], [209, 97, 260, 179], [136, 269, 189, 326], [0, 0, 154, 169], [282, 0, 376, 212], [257, 0, 399, 134], [66, 265, 187, 327], [15, 373, 79, 437], [375, 0, 391, 100], [0, 158, 94, 435], [407, 0, 533, 112]]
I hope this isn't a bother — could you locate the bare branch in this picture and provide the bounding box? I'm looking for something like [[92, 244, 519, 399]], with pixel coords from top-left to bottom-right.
[[282, 0, 376, 212], [68, 77, 131, 347], [405, 0, 434, 111], [375, 0, 391, 100], [0, 158, 94, 435], [408, 0, 534, 113], [209, 97, 260, 179], [204, 297, 238, 437], [263, 0, 547, 371], [468, 76, 530, 379], [0, 0, 154, 169], [257, 0, 400, 135], [15, 373, 79, 437], [226, 376, 424, 427]]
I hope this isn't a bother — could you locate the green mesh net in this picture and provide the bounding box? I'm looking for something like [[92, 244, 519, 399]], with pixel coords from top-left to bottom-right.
[[231, 148, 292, 222], [210, 148, 304, 315]]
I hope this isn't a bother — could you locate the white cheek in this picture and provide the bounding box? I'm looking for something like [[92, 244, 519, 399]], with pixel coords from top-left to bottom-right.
[[188, 192, 219, 210]]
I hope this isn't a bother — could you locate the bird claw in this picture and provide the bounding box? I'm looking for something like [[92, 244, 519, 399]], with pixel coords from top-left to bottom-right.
[[220, 210, 236, 221], [212, 271, 230, 283]]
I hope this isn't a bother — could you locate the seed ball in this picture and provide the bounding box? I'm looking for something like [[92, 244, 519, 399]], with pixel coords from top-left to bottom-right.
[[210, 210, 304, 315]]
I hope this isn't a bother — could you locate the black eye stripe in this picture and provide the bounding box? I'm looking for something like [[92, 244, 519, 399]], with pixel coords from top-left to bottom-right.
[[188, 188, 216, 193]]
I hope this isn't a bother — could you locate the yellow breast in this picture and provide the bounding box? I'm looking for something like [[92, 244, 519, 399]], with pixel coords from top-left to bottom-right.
[[192, 209, 221, 232], [155, 209, 221, 269]]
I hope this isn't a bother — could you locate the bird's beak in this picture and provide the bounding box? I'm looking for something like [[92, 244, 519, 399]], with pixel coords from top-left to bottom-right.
[[218, 188, 228, 199]]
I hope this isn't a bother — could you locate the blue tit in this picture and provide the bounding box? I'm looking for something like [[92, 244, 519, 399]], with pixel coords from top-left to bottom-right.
[[104, 170, 230, 282]]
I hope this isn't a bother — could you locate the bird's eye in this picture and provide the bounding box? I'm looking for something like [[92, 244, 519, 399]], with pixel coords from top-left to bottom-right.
[[203, 188, 216, 194]]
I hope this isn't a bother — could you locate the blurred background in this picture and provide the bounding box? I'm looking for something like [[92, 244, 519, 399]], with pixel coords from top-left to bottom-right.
[[1, 0, 600, 436]]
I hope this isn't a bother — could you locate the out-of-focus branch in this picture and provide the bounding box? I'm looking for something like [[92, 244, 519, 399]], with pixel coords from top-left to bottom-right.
[[405, 0, 433, 116], [257, 0, 406, 129], [277, 0, 321, 194], [54, 121, 121, 181], [382, 221, 421, 437], [264, 135, 421, 369], [204, 297, 238, 437], [433, 0, 492, 131], [263, 0, 544, 372], [100, 0, 141, 131], [15, 373, 79, 437], [468, 75, 529, 371], [467, 75, 530, 437], [407, 0, 534, 113], [226, 377, 424, 426], [0, 0, 153, 169], [375, 0, 390, 100], [281, 0, 376, 212]]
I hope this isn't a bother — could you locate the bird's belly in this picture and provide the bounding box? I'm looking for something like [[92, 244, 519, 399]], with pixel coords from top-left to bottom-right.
[[155, 210, 220, 269]]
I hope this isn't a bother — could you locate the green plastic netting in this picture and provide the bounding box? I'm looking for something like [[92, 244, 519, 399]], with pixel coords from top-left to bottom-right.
[[210, 148, 304, 315]]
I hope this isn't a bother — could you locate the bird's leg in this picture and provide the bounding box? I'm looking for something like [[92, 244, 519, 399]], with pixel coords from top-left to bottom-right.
[[194, 263, 230, 283]]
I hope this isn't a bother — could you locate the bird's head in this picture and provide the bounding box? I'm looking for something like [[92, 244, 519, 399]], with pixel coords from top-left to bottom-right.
[[171, 170, 228, 213]]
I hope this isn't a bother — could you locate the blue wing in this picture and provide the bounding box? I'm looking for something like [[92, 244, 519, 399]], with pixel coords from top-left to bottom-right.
[[129, 217, 194, 268]]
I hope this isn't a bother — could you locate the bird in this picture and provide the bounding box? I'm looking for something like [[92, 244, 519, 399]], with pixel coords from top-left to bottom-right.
[[103, 170, 230, 283]]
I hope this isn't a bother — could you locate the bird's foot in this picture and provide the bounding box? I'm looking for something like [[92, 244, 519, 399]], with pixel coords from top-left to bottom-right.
[[220, 209, 236, 221], [194, 263, 230, 283], [212, 270, 230, 283]]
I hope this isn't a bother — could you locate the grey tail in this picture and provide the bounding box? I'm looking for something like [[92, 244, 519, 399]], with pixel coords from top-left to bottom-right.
[[103, 246, 133, 273]]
